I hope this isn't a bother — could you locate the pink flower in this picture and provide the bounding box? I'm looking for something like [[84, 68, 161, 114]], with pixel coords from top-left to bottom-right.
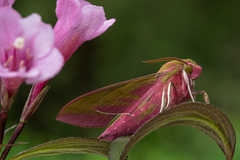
[[0, 7, 64, 94], [53, 0, 116, 62], [25, 0, 115, 113], [0, 0, 15, 7], [28, 0, 115, 103]]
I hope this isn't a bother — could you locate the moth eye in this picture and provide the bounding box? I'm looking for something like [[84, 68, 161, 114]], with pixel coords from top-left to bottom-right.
[[183, 65, 193, 74]]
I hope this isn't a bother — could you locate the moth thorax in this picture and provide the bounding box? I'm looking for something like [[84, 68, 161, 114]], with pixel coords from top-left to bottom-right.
[[157, 60, 185, 73]]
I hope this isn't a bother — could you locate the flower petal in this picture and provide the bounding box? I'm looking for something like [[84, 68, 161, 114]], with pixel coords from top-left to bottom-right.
[[0, 0, 15, 7], [0, 7, 22, 47], [25, 48, 64, 84], [81, 5, 116, 41], [20, 13, 54, 59]]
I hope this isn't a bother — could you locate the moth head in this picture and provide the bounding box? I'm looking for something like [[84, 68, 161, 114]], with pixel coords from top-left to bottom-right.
[[183, 59, 202, 80]]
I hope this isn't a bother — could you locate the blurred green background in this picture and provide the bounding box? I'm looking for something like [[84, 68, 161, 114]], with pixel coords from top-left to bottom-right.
[[4, 0, 240, 159]]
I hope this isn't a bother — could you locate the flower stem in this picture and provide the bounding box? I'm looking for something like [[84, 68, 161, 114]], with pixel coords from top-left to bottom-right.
[[0, 121, 25, 160], [0, 108, 8, 151]]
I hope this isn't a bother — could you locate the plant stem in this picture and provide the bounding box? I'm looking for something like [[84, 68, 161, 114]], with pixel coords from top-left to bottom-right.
[[0, 107, 8, 151], [0, 121, 25, 160]]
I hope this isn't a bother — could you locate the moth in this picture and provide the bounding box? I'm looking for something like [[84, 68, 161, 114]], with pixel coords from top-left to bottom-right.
[[56, 57, 204, 141]]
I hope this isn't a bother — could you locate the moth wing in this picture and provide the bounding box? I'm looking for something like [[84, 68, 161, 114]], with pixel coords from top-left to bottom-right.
[[56, 73, 159, 127], [96, 73, 162, 114]]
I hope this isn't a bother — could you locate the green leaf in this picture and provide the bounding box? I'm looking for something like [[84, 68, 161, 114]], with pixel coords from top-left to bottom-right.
[[9, 137, 111, 160], [109, 136, 131, 160], [119, 102, 236, 160]]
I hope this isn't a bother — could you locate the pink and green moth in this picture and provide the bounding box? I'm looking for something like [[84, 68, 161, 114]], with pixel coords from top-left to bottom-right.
[[56, 57, 203, 141]]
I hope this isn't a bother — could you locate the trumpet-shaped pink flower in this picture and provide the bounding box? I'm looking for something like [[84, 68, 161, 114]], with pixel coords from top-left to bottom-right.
[[54, 0, 116, 62], [0, 7, 64, 94], [29, 0, 115, 103], [0, 0, 15, 7]]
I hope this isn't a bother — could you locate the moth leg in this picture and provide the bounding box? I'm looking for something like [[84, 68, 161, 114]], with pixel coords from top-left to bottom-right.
[[159, 89, 166, 113], [193, 90, 210, 104], [182, 70, 195, 102], [166, 82, 172, 108], [160, 82, 178, 113]]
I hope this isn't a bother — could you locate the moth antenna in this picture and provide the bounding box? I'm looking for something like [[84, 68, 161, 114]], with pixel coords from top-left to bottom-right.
[[143, 57, 187, 64]]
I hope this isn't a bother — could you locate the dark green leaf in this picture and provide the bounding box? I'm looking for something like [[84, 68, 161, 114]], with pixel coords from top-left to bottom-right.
[[9, 137, 110, 160], [109, 136, 131, 160], [119, 102, 236, 160]]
